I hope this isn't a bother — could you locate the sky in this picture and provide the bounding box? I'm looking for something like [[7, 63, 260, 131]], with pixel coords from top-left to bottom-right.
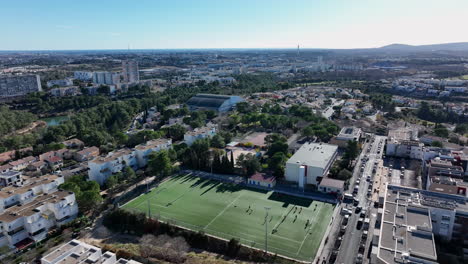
[[1, 0, 467, 50]]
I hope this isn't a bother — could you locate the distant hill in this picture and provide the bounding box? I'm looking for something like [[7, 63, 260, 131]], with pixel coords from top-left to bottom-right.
[[379, 42, 468, 52]]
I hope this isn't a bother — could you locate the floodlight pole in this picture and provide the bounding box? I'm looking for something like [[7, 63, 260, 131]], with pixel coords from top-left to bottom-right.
[[264, 207, 271, 253], [146, 177, 151, 218]]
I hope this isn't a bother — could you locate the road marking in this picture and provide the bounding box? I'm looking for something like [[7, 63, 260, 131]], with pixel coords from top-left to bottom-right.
[[204, 192, 243, 230]]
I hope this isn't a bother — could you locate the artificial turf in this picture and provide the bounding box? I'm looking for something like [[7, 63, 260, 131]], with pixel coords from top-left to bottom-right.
[[121, 173, 335, 261]]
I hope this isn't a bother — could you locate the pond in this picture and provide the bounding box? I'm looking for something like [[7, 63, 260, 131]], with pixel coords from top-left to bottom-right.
[[41, 115, 70, 126]]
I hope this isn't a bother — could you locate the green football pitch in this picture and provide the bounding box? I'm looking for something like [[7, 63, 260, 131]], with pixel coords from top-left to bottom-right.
[[121, 174, 335, 261]]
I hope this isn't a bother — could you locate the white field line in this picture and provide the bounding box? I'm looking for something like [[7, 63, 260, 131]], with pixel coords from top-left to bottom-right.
[[121, 173, 191, 208], [296, 202, 324, 255], [204, 192, 244, 230]]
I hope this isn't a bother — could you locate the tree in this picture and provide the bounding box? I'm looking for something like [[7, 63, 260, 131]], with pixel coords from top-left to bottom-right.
[[337, 169, 352, 181], [165, 124, 186, 141], [105, 175, 119, 190], [455, 124, 468, 135], [60, 175, 102, 213], [148, 149, 172, 177], [431, 141, 444, 148], [268, 152, 287, 177], [124, 167, 137, 182], [79, 190, 103, 212], [236, 153, 261, 176], [210, 134, 225, 148], [434, 127, 449, 138], [343, 140, 359, 161]]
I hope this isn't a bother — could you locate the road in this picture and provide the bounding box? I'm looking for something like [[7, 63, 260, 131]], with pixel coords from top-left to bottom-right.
[[322, 99, 344, 120], [333, 135, 386, 264]]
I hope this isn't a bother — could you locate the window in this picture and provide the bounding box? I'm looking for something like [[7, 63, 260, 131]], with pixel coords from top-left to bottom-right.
[[442, 215, 451, 221]]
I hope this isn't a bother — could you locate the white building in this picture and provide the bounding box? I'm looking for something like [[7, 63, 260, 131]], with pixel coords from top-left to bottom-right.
[[0, 175, 78, 249], [0, 170, 22, 187], [184, 126, 217, 146], [41, 239, 141, 264], [318, 177, 344, 195], [122, 60, 139, 83], [386, 128, 424, 159], [336, 127, 361, 142], [134, 138, 172, 167], [88, 149, 138, 186], [372, 184, 468, 263], [92, 72, 120, 85], [285, 143, 338, 187], [46, 78, 73, 88], [73, 71, 93, 81]]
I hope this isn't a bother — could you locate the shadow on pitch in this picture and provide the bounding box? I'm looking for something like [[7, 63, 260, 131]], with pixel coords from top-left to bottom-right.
[[267, 192, 312, 208]]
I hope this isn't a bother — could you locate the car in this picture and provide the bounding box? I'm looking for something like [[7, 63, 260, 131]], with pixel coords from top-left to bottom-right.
[[362, 230, 368, 240], [344, 193, 354, 202], [355, 206, 362, 213], [363, 218, 370, 230], [366, 175, 371, 181], [341, 208, 352, 216], [340, 226, 347, 235], [356, 218, 364, 230], [342, 215, 349, 225], [356, 179, 360, 185], [356, 254, 363, 264], [360, 209, 367, 218], [353, 198, 359, 206], [353, 186, 359, 194]]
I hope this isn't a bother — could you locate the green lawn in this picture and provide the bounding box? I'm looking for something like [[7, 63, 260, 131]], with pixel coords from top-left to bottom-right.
[[122, 174, 335, 261]]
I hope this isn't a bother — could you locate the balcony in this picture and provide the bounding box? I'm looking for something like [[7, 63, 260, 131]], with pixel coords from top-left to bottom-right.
[[29, 228, 46, 237], [7, 227, 25, 236]]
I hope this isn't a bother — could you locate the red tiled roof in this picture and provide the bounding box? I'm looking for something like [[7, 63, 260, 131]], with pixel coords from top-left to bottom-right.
[[47, 156, 63, 163]]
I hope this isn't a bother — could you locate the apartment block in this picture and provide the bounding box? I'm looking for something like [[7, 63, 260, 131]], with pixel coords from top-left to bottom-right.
[[0, 74, 42, 100], [372, 184, 468, 263], [134, 138, 172, 167], [88, 139, 172, 185], [184, 126, 217, 146], [92, 72, 120, 85], [88, 149, 138, 185], [73, 71, 93, 81], [46, 78, 73, 88], [41, 239, 141, 264], [122, 60, 139, 83], [0, 175, 78, 249]]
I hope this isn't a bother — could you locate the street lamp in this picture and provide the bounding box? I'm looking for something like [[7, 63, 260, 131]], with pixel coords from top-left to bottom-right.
[[264, 207, 271, 253]]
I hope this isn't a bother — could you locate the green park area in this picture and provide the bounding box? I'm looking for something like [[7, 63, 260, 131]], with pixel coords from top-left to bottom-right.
[[122, 174, 335, 261]]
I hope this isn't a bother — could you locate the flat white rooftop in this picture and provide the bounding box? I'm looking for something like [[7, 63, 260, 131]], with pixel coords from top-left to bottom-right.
[[287, 142, 338, 169]]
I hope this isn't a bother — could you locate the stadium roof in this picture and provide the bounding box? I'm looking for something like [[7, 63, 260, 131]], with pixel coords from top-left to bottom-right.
[[186, 93, 233, 109]]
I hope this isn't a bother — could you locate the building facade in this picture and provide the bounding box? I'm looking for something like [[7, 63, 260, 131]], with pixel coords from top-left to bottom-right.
[[0, 175, 78, 249], [134, 138, 172, 167], [0, 75, 42, 100], [285, 143, 338, 187], [73, 71, 93, 81], [184, 126, 217, 146], [41, 239, 141, 264], [122, 60, 139, 83], [92, 72, 120, 85]]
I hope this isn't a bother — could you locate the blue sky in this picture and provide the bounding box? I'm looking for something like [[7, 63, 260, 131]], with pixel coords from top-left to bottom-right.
[[1, 0, 467, 50]]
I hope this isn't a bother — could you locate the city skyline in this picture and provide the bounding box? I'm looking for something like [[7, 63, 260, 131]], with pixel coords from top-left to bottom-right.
[[1, 0, 468, 50]]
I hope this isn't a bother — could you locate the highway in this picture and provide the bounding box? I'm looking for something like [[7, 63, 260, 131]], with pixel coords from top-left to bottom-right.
[[333, 135, 386, 264]]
